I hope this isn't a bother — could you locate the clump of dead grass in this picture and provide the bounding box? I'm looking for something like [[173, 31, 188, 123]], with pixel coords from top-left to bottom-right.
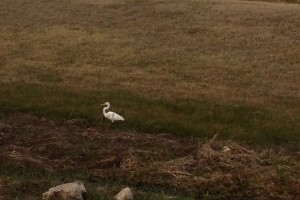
[[117, 134, 299, 199]]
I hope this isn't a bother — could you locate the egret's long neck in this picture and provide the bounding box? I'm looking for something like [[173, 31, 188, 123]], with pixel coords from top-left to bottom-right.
[[103, 104, 110, 115]]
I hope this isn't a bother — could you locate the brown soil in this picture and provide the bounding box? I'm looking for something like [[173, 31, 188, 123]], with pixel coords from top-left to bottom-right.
[[0, 113, 299, 199]]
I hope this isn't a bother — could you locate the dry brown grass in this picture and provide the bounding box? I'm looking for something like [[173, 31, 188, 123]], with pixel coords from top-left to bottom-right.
[[0, 0, 299, 106], [247, 0, 300, 4]]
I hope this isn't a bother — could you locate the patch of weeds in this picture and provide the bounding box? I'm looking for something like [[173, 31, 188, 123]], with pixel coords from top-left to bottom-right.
[[134, 191, 194, 200], [276, 165, 288, 183]]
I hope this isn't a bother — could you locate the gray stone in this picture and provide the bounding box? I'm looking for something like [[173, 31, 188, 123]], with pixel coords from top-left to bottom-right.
[[114, 187, 133, 200], [42, 181, 87, 200]]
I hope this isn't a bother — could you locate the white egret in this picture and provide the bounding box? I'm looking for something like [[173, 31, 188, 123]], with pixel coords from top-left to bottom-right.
[[100, 102, 125, 123]]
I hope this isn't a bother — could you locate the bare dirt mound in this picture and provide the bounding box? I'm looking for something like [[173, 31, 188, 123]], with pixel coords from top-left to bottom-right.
[[0, 113, 299, 199]]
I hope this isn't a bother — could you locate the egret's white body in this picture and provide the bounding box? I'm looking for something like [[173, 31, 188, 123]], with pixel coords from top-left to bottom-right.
[[101, 102, 124, 123]]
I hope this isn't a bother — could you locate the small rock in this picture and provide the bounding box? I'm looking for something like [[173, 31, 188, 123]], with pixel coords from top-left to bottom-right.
[[114, 187, 133, 200], [223, 146, 231, 152], [42, 181, 87, 200]]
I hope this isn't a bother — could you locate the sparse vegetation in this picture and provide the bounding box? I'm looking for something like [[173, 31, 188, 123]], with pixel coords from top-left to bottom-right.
[[0, 114, 299, 199], [0, 0, 299, 199]]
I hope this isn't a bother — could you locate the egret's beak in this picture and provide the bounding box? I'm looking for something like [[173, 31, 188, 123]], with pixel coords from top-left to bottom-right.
[[100, 103, 105, 106]]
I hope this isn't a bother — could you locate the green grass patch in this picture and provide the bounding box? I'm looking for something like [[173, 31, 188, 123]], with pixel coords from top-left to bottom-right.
[[0, 82, 299, 147]]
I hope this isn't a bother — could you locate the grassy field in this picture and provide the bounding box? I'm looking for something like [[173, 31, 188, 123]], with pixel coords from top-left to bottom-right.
[[1, 0, 299, 147], [0, 0, 300, 150], [0, 0, 300, 199]]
